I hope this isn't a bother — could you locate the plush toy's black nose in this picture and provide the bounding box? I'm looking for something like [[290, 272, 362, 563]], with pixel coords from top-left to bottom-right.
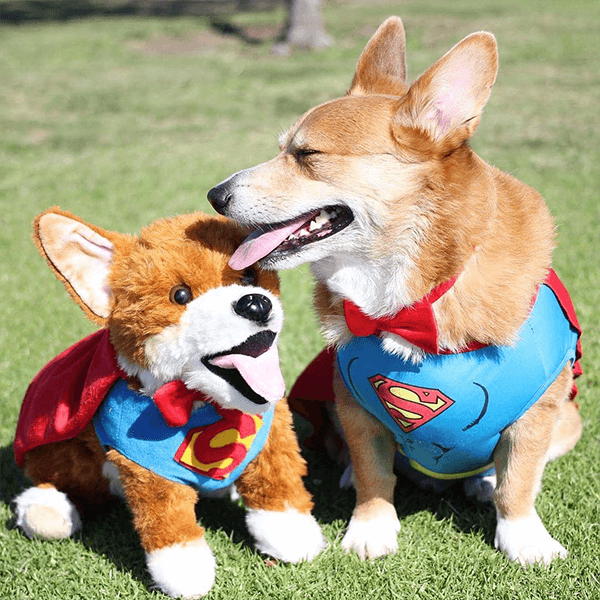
[[234, 294, 272, 324], [207, 182, 232, 215]]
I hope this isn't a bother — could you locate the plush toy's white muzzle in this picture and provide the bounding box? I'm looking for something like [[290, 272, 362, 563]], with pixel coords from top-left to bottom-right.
[[131, 284, 286, 414]]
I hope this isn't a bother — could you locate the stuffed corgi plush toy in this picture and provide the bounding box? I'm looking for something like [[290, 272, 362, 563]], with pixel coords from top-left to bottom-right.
[[13, 208, 325, 599]]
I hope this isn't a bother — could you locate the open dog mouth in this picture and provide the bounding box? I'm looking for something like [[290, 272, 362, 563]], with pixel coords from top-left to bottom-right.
[[229, 205, 354, 270], [201, 330, 285, 406]]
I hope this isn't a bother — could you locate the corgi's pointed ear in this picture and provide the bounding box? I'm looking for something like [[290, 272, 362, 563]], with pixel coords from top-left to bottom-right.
[[349, 16, 407, 96], [33, 208, 122, 325], [399, 32, 498, 145]]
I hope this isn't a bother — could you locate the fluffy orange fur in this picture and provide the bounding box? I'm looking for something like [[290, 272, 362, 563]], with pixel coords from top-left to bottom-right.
[[107, 214, 279, 366], [237, 399, 314, 514], [107, 450, 205, 552], [22, 210, 311, 563]]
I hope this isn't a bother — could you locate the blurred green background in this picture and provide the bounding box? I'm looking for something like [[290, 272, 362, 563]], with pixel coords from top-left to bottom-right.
[[1, 1, 599, 598]]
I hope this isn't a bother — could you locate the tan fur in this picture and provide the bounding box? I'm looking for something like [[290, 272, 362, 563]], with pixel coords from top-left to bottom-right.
[[494, 364, 578, 520], [349, 16, 407, 96], [255, 94, 555, 349], [209, 17, 582, 564], [333, 368, 396, 511], [336, 23, 577, 561]]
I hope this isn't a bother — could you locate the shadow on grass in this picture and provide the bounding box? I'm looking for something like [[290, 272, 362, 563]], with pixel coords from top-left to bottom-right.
[[0, 444, 29, 523], [0, 441, 269, 585], [300, 440, 497, 547], [393, 472, 497, 546], [209, 17, 278, 45], [1, 433, 497, 582], [77, 493, 259, 586], [0, 0, 282, 24], [0, 444, 145, 582]]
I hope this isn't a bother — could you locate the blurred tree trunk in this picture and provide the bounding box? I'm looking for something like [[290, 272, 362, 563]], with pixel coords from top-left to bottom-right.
[[273, 0, 333, 54]]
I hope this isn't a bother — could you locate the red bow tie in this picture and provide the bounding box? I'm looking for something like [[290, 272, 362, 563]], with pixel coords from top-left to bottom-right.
[[153, 380, 207, 427], [343, 276, 458, 355]]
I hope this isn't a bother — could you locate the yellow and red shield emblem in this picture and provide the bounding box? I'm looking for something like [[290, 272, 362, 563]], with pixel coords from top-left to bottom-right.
[[174, 411, 263, 480], [369, 375, 454, 433]]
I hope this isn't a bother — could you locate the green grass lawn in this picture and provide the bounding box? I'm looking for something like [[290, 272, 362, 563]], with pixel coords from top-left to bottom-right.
[[1, 0, 599, 598]]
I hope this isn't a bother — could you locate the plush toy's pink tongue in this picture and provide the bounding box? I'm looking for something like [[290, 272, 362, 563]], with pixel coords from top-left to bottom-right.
[[229, 217, 307, 270], [210, 344, 285, 402]]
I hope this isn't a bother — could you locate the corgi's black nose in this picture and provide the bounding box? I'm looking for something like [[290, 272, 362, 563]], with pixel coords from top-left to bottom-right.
[[207, 182, 232, 215], [234, 294, 272, 324]]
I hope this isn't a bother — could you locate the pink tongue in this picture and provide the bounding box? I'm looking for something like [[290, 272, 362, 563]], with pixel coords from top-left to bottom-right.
[[229, 217, 307, 270], [209, 344, 285, 402]]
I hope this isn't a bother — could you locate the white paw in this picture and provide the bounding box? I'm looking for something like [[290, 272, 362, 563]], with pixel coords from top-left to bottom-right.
[[146, 538, 216, 599], [246, 507, 326, 563], [14, 486, 82, 540], [494, 511, 568, 566], [341, 505, 400, 560], [464, 472, 496, 503]]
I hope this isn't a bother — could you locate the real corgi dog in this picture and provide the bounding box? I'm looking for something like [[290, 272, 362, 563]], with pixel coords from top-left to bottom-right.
[[206, 17, 583, 566], [13, 209, 325, 599], [208, 17, 581, 564]]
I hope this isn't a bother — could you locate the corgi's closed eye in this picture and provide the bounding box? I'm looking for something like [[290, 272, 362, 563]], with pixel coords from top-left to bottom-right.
[[293, 147, 321, 162]]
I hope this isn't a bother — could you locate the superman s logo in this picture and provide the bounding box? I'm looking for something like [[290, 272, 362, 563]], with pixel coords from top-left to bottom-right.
[[369, 375, 454, 433], [174, 409, 263, 480]]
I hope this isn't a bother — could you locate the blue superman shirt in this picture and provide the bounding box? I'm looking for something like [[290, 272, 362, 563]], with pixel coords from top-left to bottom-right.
[[94, 379, 274, 492], [336, 284, 580, 480]]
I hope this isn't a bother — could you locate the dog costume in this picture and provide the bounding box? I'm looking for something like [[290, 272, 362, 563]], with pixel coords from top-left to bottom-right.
[[290, 270, 582, 480], [14, 329, 273, 492]]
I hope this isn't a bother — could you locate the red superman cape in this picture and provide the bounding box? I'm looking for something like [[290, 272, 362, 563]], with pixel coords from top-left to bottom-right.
[[14, 329, 122, 467], [288, 269, 582, 451], [14, 329, 200, 467]]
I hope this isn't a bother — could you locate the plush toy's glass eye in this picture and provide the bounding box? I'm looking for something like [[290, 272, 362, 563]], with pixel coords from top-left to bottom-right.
[[240, 268, 257, 286], [169, 284, 192, 305]]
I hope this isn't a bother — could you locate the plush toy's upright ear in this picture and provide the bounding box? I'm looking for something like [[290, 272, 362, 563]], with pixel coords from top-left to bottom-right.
[[348, 16, 407, 96], [33, 208, 122, 325], [398, 31, 498, 147]]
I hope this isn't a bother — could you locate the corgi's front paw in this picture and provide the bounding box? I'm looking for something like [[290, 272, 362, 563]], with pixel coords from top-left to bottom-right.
[[246, 508, 326, 563], [494, 511, 567, 566], [14, 486, 82, 540], [341, 502, 400, 560], [146, 538, 216, 598]]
